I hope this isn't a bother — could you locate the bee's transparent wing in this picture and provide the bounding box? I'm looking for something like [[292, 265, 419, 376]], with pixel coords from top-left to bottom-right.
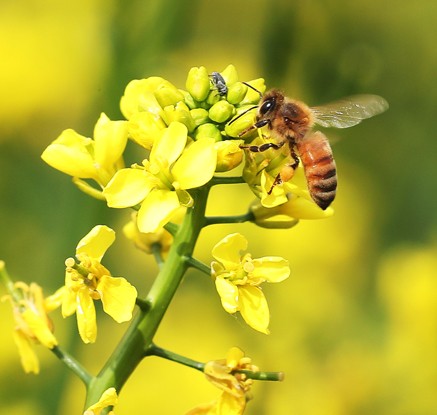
[[311, 94, 388, 129]]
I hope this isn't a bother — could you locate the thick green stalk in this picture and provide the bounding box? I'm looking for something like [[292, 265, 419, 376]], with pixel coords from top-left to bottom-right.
[[84, 186, 209, 408]]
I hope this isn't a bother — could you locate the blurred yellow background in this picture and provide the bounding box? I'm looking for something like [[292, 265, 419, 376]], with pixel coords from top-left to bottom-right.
[[1, 0, 437, 413]]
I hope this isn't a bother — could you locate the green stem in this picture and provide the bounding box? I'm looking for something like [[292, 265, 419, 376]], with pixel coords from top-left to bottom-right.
[[164, 222, 179, 236], [151, 243, 165, 269], [234, 369, 284, 382], [51, 346, 92, 385], [135, 298, 151, 311], [210, 176, 246, 186], [147, 344, 204, 372], [205, 211, 255, 226], [185, 256, 211, 275], [84, 186, 209, 408], [147, 344, 284, 382]]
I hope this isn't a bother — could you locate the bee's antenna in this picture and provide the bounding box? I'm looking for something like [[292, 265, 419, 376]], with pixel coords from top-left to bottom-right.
[[242, 82, 263, 99], [227, 105, 258, 126], [228, 83, 263, 126]]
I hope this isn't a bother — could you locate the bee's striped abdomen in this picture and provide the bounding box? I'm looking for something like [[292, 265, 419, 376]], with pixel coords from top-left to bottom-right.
[[297, 131, 337, 210]]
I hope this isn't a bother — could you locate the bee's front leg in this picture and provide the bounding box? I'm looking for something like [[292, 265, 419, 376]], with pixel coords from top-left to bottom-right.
[[240, 140, 286, 153]]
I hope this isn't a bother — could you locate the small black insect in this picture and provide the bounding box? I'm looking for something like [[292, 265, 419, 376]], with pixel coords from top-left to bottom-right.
[[210, 72, 228, 96]]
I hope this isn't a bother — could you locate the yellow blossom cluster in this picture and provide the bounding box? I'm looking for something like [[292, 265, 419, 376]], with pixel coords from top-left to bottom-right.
[[41, 64, 329, 236]]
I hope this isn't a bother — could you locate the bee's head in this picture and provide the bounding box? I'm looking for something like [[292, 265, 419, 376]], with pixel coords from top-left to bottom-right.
[[257, 90, 284, 121]]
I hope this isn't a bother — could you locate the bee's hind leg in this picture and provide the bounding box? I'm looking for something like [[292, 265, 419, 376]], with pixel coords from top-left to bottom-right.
[[267, 150, 300, 195]]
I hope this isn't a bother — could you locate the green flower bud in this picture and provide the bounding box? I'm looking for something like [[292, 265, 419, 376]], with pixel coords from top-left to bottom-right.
[[220, 64, 239, 85], [226, 82, 248, 105], [206, 90, 220, 106], [163, 102, 196, 132], [180, 89, 197, 109], [208, 101, 235, 123], [194, 123, 222, 142], [190, 108, 210, 126], [240, 78, 266, 106], [154, 86, 184, 108], [224, 105, 257, 137], [186, 66, 210, 102], [215, 140, 244, 172]]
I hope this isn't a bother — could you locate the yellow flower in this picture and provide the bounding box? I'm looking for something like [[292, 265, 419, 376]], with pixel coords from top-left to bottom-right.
[[2, 281, 58, 374], [60, 225, 137, 343], [211, 233, 290, 334], [83, 387, 118, 415], [122, 207, 186, 258], [120, 76, 185, 149], [241, 136, 300, 207], [120, 76, 183, 120], [241, 137, 335, 215], [41, 113, 128, 188], [103, 122, 217, 233], [186, 347, 258, 415], [250, 191, 334, 228]]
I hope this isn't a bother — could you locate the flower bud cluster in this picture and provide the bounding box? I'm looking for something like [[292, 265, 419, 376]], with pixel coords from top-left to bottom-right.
[[121, 64, 266, 173]]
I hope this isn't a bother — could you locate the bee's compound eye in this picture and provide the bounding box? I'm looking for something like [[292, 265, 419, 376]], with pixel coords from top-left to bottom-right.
[[260, 98, 275, 115]]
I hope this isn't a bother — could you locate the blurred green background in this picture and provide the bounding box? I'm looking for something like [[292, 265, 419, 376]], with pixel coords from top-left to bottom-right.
[[1, 0, 437, 414]]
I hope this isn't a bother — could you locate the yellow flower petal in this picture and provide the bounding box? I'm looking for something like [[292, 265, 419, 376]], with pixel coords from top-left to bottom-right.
[[226, 347, 245, 369], [238, 286, 270, 334], [94, 113, 128, 168], [120, 77, 168, 119], [13, 330, 39, 374], [259, 171, 289, 208], [215, 277, 239, 314], [212, 233, 248, 270], [137, 189, 180, 233], [103, 168, 156, 208], [150, 121, 187, 167], [76, 225, 115, 261], [217, 391, 246, 415], [251, 257, 290, 283], [84, 387, 118, 415], [41, 129, 97, 179], [215, 140, 244, 172], [44, 286, 66, 312], [97, 276, 137, 323], [128, 111, 165, 149], [185, 400, 216, 415], [21, 308, 58, 348], [171, 138, 217, 189], [204, 361, 243, 398], [279, 193, 334, 219], [61, 287, 77, 317], [76, 290, 97, 344]]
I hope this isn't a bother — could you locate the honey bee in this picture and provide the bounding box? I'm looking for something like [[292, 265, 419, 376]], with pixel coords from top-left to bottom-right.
[[237, 89, 388, 209]]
